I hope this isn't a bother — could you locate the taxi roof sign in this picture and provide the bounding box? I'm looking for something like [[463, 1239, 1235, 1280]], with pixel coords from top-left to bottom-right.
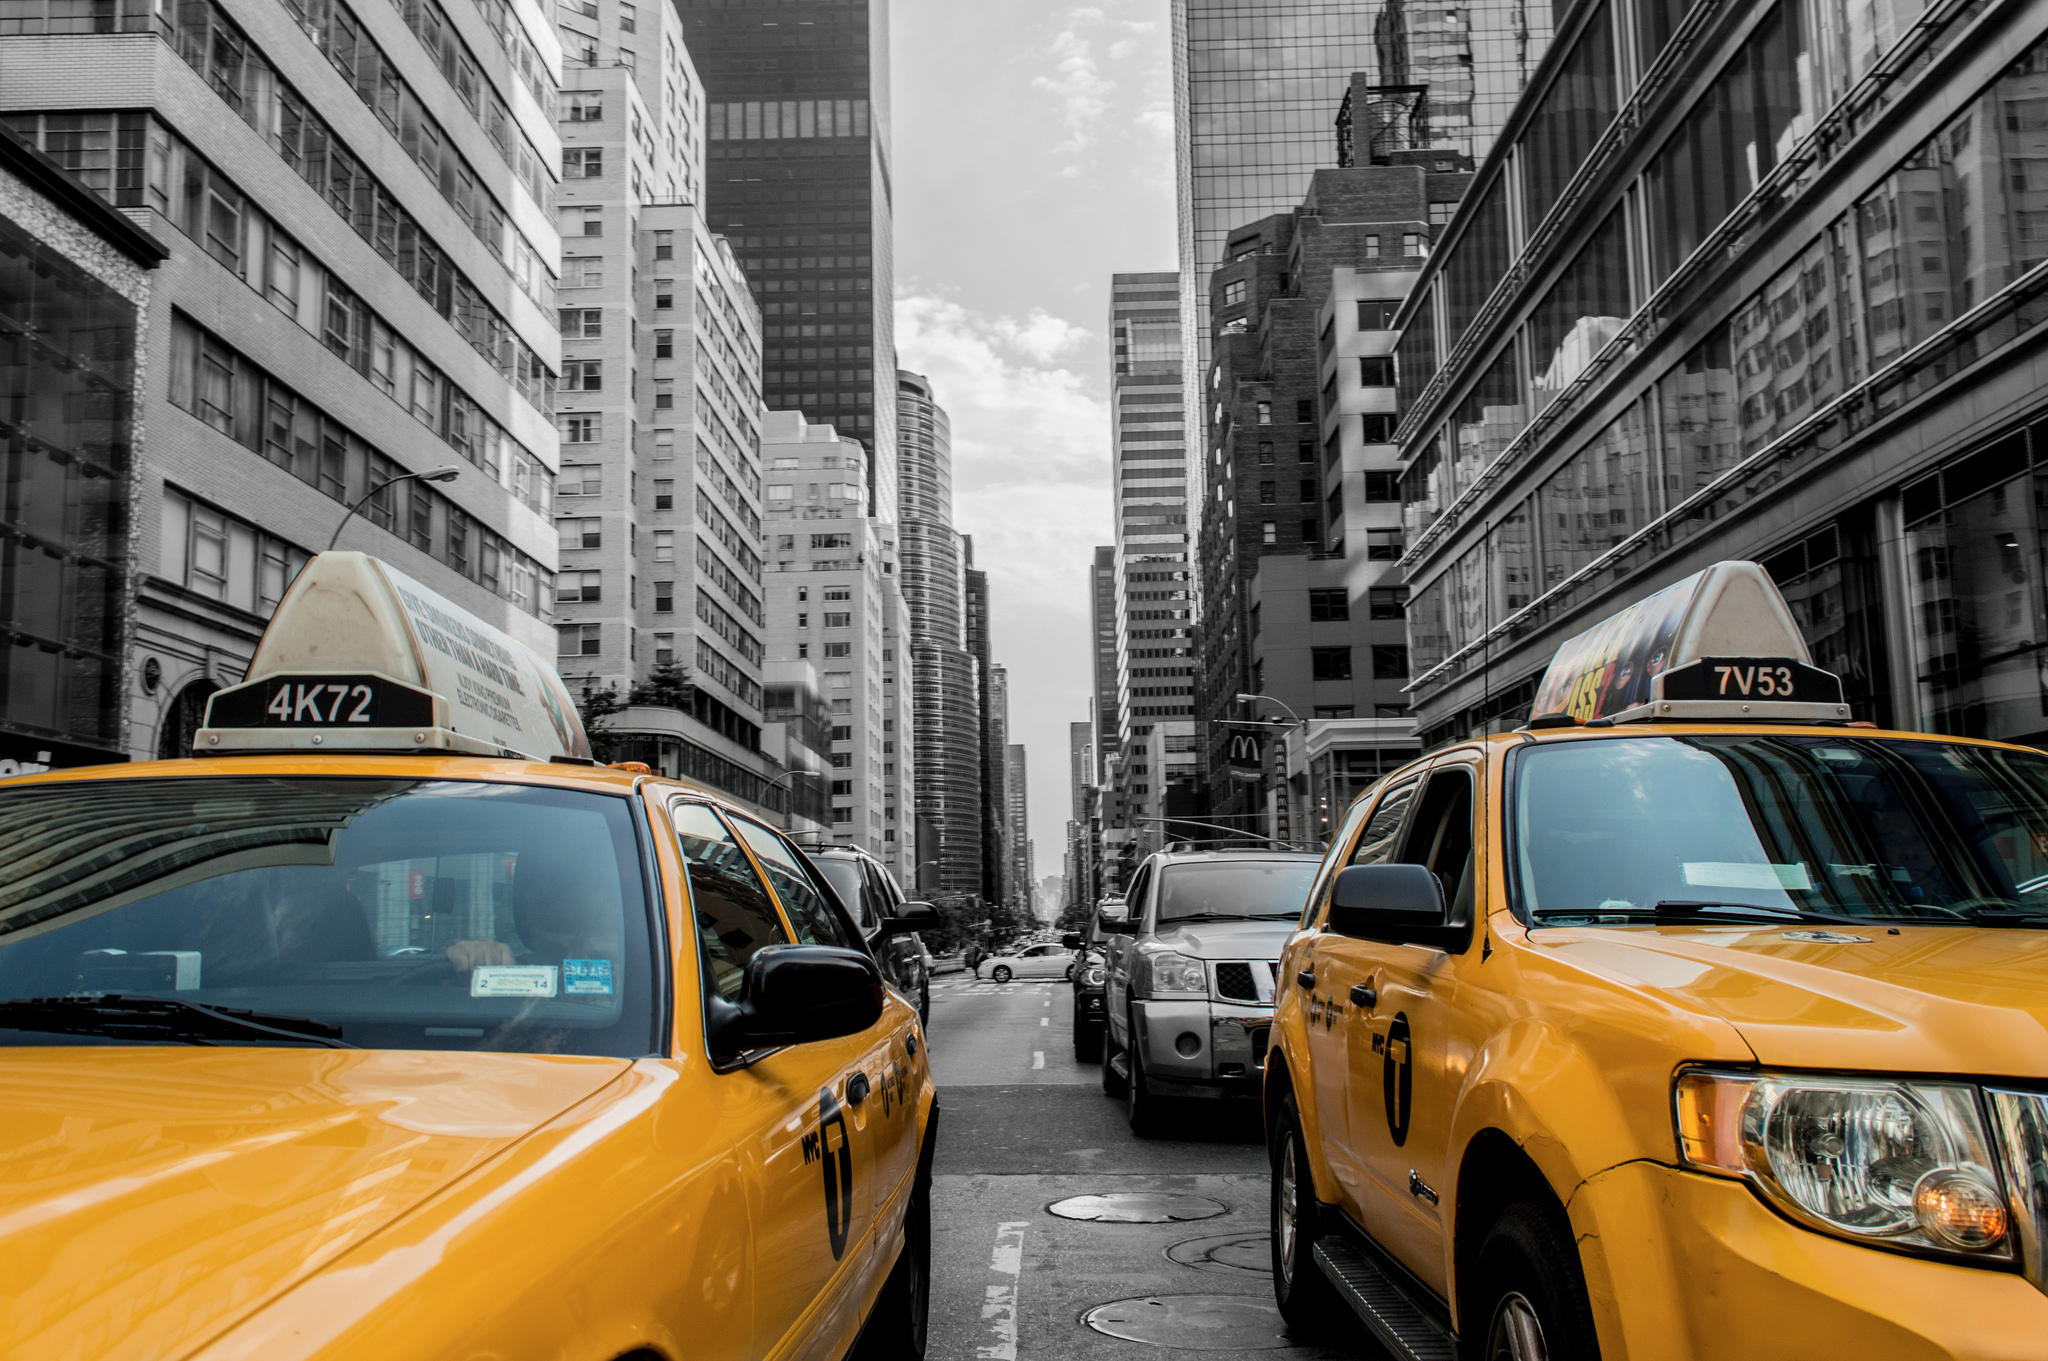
[[195, 552, 591, 761], [1529, 560, 1850, 726]]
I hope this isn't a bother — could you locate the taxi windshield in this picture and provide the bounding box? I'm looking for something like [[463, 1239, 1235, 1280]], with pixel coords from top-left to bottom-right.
[[1157, 860, 1320, 923], [1513, 736, 2048, 926], [0, 777, 658, 1053]]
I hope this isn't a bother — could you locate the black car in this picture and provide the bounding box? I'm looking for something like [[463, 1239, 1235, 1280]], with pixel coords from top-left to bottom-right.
[[1061, 896, 1125, 1061], [812, 845, 932, 1025]]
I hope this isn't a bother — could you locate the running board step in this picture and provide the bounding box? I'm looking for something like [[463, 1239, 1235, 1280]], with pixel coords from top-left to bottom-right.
[[1313, 1239, 1456, 1361]]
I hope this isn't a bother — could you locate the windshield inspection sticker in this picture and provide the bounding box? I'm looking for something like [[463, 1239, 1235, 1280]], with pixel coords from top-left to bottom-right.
[[1683, 861, 1813, 891], [563, 959, 614, 995], [471, 965, 558, 998]]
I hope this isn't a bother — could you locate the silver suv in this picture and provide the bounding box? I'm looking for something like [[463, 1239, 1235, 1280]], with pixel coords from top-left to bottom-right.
[[1100, 849, 1321, 1136]]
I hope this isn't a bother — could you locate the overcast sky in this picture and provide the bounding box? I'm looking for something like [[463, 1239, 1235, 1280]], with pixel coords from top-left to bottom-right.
[[891, 0, 1175, 889]]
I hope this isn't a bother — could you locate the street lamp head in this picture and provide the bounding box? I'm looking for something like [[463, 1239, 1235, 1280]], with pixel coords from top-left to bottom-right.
[[421, 466, 462, 484]]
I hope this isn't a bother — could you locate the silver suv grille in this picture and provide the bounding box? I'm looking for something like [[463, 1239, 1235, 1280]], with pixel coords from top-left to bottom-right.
[[1212, 961, 1275, 1004]]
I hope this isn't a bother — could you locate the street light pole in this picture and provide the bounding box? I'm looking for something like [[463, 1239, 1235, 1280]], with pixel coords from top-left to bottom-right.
[[327, 466, 463, 553]]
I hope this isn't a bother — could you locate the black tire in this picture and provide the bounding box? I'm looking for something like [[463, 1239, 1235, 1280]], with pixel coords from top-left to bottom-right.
[[1126, 1027, 1165, 1137], [1101, 1022, 1128, 1096], [855, 1177, 931, 1360], [1464, 1200, 1601, 1361], [1073, 1018, 1102, 1062], [919, 984, 930, 1028], [1270, 1093, 1347, 1336], [991, 965, 1013, 983]]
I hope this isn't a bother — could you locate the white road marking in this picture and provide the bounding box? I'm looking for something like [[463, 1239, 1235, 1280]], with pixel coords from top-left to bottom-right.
[[1032, 1051, 1044, 1069], [1039, 1017, 1049, 1027], [978, 1221, 1028, 1360]]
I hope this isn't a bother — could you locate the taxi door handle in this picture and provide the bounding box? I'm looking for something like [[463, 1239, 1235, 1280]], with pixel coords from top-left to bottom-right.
[[1350, 985, 1378, 1008], [846, 1072, 870, 1105], [1296, 970, 1315, 989]]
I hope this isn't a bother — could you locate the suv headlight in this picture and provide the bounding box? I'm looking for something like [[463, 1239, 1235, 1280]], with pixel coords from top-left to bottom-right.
[[1676, 1069, 2012, 1260], [1138, 950, 1207, 998]]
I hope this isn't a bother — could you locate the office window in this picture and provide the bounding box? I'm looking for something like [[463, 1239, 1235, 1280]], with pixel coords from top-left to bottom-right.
[[567, 256, 603, 287], [653, 229, 674, 260], [1222, 278, 1247, 306], [1360, 357, 1395, 387], [823, 642, 851, 658], [1261, 521, 1278, 544], [653, 580, 674, 613], [1403, 233, 1423, 256], [1295, 400, 1313, 424], [563, 463, 602, 495], [558, 623, 600, 656], [655, 328, 673, 357], [1315, 705, 1355, 719], [558, 517, 602, 550], [1366, 528, 1402, 560], [562, 414, 600, 443], [653, 631, 674, 664], [823, 611, 851, 627], [1258, 481, 1277, 505], [1311, 646, 1353, 680], [1298, 441, 1316, 463], [618, 2, 635, 30], [560, 308, 602, 338], [565, 359, 602, 390], [1257, 442, 1274, 466], [1369, 587, 1408, 619], [1364, 234, 1381, 258], [567, 93, 603, 121], [830, 724, 852, 741], [768, 485, 794, 502], [653, 428, 675, 459], [1357, 300, 1400, 330], [1361, 414, 1396, 443], [830, 751, 853, 768], [573, 206, 603, 236], [1256, 400, 1272, 425], [654, 530, 674, 562], [1372, 645, 1411, 678], [653, 478, 674, 509], [1363, 472, 1399, 501], [559, 570, 601, 603], [654, 378, 674, 408], [654, 278, 674, 308], [1309, 589, 1349, 622], [564, 147, 603, 177]]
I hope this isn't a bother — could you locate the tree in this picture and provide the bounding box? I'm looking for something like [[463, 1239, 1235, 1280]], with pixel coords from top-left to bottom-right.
[[577, 681, 626, 764], [628, 661, 692, 709]]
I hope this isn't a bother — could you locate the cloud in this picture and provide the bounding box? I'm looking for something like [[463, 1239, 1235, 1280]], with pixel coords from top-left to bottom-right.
[[1031, 5, 1169, 175]]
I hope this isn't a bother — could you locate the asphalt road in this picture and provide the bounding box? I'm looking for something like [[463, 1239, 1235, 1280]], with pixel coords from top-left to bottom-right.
[[922, 973, 1383, 1360]]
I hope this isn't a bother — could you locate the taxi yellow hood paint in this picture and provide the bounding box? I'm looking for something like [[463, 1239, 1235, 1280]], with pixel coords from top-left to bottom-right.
[[0, 1046, 631, 1361], [1540, 924, 2048, 1076]]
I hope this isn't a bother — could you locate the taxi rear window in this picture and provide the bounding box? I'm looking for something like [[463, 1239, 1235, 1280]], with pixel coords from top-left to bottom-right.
[[1512, 736, 2048, 926], [0, 777, 659, 1054]]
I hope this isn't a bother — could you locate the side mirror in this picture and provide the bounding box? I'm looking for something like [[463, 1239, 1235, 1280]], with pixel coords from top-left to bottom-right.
[[1061, 932, 1083, 949], [879, 901, 942, 937], [707, 945, 883, 1061], [1326, 864, 1466, 950]]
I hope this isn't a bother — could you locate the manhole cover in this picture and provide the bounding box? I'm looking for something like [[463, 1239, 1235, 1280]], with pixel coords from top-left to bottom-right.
[[1166, 1231, 1271, 1276], [1047, 1193, 1229, 1223], [1083, 1295, 1290, 1350]]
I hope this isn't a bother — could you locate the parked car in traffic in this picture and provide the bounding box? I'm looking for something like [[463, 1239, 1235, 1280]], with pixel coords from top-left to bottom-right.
[[1062, 897, 1125, 1060], [811, 845, 934, 1024], [977, 942, 1076, 983], [1101, 848, 1321, 1135]]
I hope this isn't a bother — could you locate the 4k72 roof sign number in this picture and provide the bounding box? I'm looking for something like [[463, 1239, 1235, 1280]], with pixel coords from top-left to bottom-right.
[[206, 675, 436, 730]]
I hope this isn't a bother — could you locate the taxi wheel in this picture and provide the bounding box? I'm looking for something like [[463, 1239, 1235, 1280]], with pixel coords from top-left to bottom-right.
[[1468, 1201, 1600, 1361], [919, 984, 930, 1028], [991, 965, 1013, 983], [858, 1180, 931, 1360], [1270, 1094, 1345, 1335]]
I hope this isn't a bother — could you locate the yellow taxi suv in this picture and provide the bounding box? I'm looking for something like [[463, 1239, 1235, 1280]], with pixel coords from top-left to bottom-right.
[[0, 552, 939, 1361], [1266, 560, 2048, 1361]]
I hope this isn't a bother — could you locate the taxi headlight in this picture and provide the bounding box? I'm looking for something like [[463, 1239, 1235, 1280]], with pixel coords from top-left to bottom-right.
[[1140, 951, 1207, 998], [1675, 1069, 2012, 1260]]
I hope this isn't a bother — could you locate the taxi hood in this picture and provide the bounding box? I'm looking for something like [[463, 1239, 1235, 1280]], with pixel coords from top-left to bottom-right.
[[1539, 924, 2048, 1075], [0, 1046, 630, 1361]]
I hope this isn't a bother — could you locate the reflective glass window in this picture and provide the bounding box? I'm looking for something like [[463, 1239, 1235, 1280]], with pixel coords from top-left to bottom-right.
[[1521, 3, 1617, 231], [1450, 343, 1527, 490], [1529, 208, 1630, 408], [1444, 179, 1510, 346], [1535, 402, 1654, 590]]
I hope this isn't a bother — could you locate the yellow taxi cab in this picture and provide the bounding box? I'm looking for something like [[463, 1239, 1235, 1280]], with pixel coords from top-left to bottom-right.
[[1265, 560, 2048, 1361], [0, 552, 939, 1361]]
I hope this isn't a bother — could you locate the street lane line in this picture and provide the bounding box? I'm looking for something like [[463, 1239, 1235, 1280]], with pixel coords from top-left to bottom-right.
[[1039, 1017, 1048, 1027], [1032, 1051, 1044, 1069], [978, 1221, 1028, 1361]]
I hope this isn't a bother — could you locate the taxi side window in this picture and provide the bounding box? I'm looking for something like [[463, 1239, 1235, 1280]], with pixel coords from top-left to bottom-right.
[[731, 819, 861, 951], [1348, 778, 1421, 867], [1399, 767, 1477, 917], [671, 802, 788, 1002]]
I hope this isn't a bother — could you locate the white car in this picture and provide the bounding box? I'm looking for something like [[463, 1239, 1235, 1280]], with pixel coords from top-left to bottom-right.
[[980, 942, 1075, 983]]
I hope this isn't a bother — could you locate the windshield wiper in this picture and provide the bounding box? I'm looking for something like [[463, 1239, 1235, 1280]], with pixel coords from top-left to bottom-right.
[[1959, 905, 2048, 928], [1532, 900, 1878, 929], [0, 995, 354, 1047]]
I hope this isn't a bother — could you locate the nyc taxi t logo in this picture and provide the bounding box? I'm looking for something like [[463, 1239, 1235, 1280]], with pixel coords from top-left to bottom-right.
[[802, 1087, 855, 1260]]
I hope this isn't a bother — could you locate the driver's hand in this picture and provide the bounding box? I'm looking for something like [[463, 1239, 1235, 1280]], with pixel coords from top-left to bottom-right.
[[446, 939, 514, 972]]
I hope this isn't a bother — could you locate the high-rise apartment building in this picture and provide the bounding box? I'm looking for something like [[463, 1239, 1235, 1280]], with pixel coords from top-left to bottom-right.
[[755, 409, 911, 876], [675, 0, 895, 519], [1394, 0, 2048, 752], [546, 16, 786, 811], [1, 0, 567, 761], [1173, 0, 1552, 503], [1106, 273, 1194, 859], [896, 370, 980, 899], [1004, 741, 1029, 915], [963, 542, 1009, 915]]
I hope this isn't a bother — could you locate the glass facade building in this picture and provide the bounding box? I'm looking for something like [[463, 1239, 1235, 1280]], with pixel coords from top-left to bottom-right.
[[679, 0, 897, 521], [1392, 0, 2048, 749]]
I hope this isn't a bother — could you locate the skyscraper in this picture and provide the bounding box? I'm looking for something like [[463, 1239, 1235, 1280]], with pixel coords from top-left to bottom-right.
[[897, 370, 982, 902], [676, 0, 896, 519], [1173, 0, 1552, 500], [1107, 273, 1193, 859]]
